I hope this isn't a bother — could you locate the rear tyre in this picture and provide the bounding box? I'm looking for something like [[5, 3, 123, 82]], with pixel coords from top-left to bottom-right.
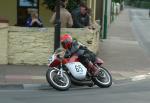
[[46, 68, 71, 91], [93, 67, 112, 88]]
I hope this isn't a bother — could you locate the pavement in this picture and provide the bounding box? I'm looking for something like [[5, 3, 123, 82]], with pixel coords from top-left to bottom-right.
[[0, 65, 48, 89], [0, 8, 150, 89], [98, 8, 150, 81]]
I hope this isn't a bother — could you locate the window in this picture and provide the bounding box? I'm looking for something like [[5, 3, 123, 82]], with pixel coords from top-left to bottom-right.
[[17, 0, 39, 26], [19, 0, 38, 7]]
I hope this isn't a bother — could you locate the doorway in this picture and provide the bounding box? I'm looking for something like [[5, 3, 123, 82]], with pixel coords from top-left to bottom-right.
[[17, 0, 39, 26]]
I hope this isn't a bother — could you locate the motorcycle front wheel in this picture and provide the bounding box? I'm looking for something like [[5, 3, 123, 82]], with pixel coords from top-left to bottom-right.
[[93, 67, 112, 88], [46, 68, 71, 91]]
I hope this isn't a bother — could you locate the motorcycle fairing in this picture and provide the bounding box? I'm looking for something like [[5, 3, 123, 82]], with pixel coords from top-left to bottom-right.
[[65, 62, 87, 80]]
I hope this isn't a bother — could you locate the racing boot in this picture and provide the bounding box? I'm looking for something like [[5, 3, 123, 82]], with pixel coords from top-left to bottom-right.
[[87, 61, 100, 76]]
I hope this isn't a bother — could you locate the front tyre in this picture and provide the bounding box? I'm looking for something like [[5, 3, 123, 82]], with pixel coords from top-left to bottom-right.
[[93, 67, 112, 88], [46, 68, 71, 91]]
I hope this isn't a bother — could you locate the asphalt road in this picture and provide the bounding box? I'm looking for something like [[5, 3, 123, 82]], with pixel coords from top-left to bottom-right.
[[0, 79, 150, 103]]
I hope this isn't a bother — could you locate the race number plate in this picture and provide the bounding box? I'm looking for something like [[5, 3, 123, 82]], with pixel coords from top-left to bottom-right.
[[66, 62, 87, 80]]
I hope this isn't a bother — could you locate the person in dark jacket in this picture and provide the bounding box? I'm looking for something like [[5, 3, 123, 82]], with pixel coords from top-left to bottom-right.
[[72, 4, 90, 28], [60, 34, 100, 76]]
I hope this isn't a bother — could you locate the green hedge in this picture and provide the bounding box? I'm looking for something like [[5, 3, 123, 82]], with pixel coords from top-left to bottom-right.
[[125, 0, 150, 8], [140, 2, 150, 8]]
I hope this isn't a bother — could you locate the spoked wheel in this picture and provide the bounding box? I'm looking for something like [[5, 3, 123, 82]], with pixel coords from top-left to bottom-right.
[[93, 66, 112, 88], [46, 68, 71, 91]]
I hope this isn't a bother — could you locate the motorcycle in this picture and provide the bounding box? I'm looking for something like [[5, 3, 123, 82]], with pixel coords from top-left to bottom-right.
[[46, 48, 112, 91]]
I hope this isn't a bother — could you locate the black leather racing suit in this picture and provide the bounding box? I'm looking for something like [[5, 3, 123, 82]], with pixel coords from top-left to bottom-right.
[[64, 40, 96, 66]]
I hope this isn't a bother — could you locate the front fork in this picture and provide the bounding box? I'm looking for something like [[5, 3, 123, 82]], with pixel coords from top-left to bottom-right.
[[57, 63, 64, 77]]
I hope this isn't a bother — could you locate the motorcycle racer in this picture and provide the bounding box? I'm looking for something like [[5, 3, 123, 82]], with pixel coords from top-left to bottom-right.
[[60, 34, 100, 76]]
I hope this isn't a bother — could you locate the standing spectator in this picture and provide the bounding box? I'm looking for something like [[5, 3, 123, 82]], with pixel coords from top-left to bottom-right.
[[72, 4, 90, 28], [25, 11, 43, 27], [50, 1, 73, 28], [71, 0, 83, 17]]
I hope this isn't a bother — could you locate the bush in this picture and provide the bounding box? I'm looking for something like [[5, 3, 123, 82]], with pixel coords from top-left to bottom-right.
[[125, 0, 150, 8], [42, 0, 86, 12], [140, 1, 150, 8]]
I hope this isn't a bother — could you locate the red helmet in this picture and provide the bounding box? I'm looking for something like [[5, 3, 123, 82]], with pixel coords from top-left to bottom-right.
[[60, 34, 73, 49]]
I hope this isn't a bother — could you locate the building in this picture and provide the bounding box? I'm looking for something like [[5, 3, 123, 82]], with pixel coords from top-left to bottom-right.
[[0, 0, 112, 28], [87, 0, 112, 39], [87, 0, 112, 26], [0, 0, 52, 26], [0, 0, 113, 65]]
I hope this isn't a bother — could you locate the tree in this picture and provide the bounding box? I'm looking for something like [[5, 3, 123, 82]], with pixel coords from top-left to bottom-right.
[[114, 0, 124, 3], [125, 0, 150, 8], [28, 0, 86, 12], [42, 0, 86, 12]]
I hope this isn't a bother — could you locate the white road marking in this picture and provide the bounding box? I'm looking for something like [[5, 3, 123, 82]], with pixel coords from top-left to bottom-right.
[[32, 76, 45, 80], [131, 75, 148, 81]]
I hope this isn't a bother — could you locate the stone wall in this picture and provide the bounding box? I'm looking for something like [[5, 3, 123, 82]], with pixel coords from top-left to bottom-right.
[[0, 23, 8, 64], [8, 27, 53, 65], [0, 26, 100, 65]]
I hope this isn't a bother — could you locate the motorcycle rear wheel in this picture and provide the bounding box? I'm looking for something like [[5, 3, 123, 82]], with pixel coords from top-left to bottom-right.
[[93, 67, 112, 88], [46, 68, 71, 91]]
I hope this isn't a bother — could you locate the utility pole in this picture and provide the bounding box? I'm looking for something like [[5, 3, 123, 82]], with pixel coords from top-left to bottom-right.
[[112, 0, 114, 22], [54, 0, 61, 51], [103, 0, 108, 39]]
